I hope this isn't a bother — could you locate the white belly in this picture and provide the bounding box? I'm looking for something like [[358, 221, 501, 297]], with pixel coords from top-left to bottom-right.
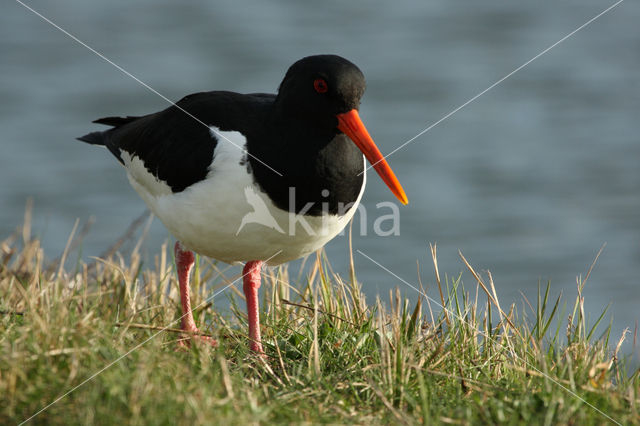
[[122, 127, 366, 265]]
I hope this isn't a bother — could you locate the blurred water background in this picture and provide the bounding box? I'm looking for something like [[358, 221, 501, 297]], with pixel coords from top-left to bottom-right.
[[1, 1, 638, 361]]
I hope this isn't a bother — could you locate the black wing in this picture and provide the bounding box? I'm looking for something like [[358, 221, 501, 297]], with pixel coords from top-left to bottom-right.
[[77, 91, 274, 193]]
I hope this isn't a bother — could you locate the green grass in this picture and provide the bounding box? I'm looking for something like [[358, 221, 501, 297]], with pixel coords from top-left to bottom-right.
[[1, 215, 639, 425]]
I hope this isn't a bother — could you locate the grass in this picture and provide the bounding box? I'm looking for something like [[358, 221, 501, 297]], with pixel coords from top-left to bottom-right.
[[1, 212, 639, 425]]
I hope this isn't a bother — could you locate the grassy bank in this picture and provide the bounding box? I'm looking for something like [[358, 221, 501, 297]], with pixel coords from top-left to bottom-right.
[[1, 216, 638, 425]]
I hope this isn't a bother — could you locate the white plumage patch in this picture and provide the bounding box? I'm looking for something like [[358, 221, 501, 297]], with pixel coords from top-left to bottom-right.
[[120, 150, 172, 197], [122, 126, 366, 265]]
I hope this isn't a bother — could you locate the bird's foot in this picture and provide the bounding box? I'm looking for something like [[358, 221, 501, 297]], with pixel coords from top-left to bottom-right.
[[176, 328, 218, 350], [249, 340, 264, 355]]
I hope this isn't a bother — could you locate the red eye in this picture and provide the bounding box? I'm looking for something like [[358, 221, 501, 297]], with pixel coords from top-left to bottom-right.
[[313, 78, 328, 93]]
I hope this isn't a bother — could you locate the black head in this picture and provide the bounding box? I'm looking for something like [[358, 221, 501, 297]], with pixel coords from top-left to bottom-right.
[[271, 54, 409, 206], [276, 55, 366, 123]]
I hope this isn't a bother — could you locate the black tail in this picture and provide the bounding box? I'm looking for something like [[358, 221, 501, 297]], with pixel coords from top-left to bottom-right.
[[77, 115, 141, 145], [77, 115, 140, 163], [92, 116, 140, 127], [77, 131, 107, 146]]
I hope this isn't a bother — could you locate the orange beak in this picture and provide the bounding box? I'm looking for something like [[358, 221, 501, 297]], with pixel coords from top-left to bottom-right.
[[336, 109, 408, 205]]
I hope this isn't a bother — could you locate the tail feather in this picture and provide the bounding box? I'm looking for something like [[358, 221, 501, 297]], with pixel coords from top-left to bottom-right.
[[92, 116, 140, 127], [78, 114, 141, 158], [77, 131, 107, 146], [77, 115, 140, 145]]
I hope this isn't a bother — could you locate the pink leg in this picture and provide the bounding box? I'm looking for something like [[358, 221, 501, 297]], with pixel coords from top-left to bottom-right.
[[243, 260, 264, 354], [175, 241, 217, 348]]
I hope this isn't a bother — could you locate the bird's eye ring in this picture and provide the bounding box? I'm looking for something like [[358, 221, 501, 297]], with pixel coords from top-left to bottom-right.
[[313, 78, 328, 93]]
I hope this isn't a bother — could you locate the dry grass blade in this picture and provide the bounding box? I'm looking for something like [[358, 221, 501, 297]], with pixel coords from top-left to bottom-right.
[[583, 243, 606, 288], [458, 250, 518, 335], [430, 243, 450, 326], [46, 216, 95, 275], [114, 322, 215, 338], [87, 210, 151, 273], [280, 298, 355, 325]]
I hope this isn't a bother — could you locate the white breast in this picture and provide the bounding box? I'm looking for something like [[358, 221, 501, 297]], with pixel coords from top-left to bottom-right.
[[123, 127, 366, 265]]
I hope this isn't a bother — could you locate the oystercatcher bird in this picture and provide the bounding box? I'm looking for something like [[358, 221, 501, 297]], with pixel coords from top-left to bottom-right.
[[78, 55, 408, 353]]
